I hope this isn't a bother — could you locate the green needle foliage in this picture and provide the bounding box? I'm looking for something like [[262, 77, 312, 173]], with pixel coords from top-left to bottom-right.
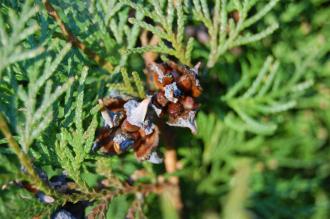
[[192, 0, 279, 67], [0, 0, 330, 218], [123, 0, 194, 65]]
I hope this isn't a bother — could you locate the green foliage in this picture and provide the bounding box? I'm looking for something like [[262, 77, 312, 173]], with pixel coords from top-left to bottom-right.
[[109, 68, 146, 98], [192, 0, 279, 67], [0, 0, 43, 75], [55, 67, 98, 190], [223, 55, 303, 135], [106, 195, 131, 219], [64, 0, 144, 69], [0, 0, 330, 218], [0, 187, 58, 219], [16, 44, 74, 151], [0, 148, 21, 185], [123, 0, 193, 65]]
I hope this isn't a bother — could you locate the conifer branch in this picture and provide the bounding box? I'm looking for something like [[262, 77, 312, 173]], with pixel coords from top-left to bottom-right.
[[42, 0, 114, 73], [0, 113, 56, 196], [123, 0, 192, 66], [161, 125, 183, 218], [192, 0, 279, 67], [65, 181, 174, 204]]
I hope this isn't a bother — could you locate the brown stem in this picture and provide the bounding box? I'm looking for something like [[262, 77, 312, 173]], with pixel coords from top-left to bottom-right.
[[42, 0, 114, 73], [140, 30, 160, 65], [140, 28, 183, 215], [162, 126, 183, 217], [164, 145, 183, 208], [65, 181, 172, 203]]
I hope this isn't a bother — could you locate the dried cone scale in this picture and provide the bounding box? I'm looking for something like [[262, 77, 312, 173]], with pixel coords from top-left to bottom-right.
[[93, 96, 162, 163], [94, 61, 202, 163], [148, 61, 202, 134]]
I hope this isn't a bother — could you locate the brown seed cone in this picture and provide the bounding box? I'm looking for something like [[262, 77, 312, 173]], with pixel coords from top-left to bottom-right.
[[166, 60, 192, 76], [94, 127, 117, 154], [180, 96, 199, 110], [177, 74, 192, 93], [155, 91, 169, 107], [95, 96, 161, 161], [148, 63, 173, 89], [134, 126, 159, 161], [121, 119, 140, 133], [163, 74, 174, 86], [100, 97, 126, 112], [130, 131, 142, 142], [191, 84, 202, 97], [167, 102, 184, 118], [95, 60, 202, 162], [166, 61, 202, 97]]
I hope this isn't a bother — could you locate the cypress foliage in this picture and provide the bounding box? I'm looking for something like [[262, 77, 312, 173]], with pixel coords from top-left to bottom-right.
[[0, 0, 329, 218]]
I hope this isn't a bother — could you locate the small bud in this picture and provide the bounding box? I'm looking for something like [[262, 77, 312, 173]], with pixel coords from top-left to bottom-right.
[[49, 174, 74, 193], [229, 10, 240, 23]]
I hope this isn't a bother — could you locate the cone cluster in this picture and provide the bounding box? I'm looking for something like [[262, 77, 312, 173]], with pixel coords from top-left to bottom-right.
[[94, 61, 202, 163], [93, 96, 161, 163], [149, 61, 202, 134]]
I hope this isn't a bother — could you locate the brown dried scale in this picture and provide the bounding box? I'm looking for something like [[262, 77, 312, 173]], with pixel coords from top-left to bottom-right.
[[148, 61, 202, 134], [94, 96, 162, 164]]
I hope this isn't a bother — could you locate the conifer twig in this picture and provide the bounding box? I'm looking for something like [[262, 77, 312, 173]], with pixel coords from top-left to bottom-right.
[[65, 181, 173, 203], [0, 113, 56, 196], [42, 0, 114, 73]]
